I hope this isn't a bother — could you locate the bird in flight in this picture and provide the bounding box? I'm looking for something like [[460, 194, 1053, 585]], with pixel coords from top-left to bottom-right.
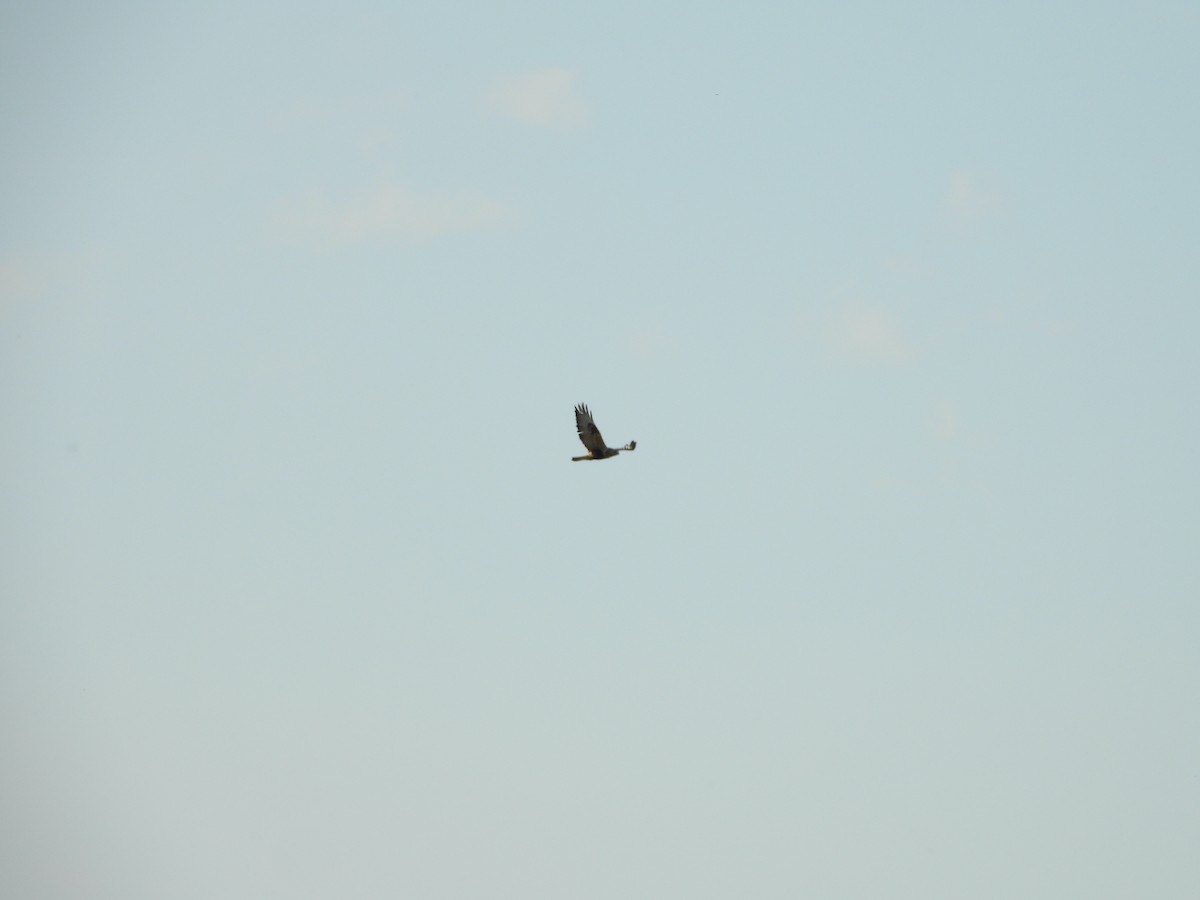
[[572, 404, 636, 461]]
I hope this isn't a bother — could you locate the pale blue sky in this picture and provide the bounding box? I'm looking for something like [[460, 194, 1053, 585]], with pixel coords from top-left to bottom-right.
[[3, 2, 1199, 898]]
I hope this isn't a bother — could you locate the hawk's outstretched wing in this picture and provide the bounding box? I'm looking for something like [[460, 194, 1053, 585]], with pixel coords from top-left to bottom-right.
[[574, 404, 608, 455]]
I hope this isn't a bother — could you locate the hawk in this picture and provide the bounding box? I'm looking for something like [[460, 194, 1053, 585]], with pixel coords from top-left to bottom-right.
[[572, 404, 637, 461]]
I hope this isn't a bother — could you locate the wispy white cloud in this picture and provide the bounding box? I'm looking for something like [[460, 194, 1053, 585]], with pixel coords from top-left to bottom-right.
[[267, 91, 410, 158], [270, 183, 511, 247], [0, 246, 115, 308], [944, 170, 1002, 222], [882, 254, 923, 277], [827, 305, 913, 365], [621, 319, 676, 363], [931, 401, 960, 441], [268, 90, 409, 132], [486, 69, 587, 127], [928, 399, 995, 455], [0, 252, 48, 304]]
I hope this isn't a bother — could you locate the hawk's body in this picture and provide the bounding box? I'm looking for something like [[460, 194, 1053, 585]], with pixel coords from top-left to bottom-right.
[[573, 404, 636, 461]]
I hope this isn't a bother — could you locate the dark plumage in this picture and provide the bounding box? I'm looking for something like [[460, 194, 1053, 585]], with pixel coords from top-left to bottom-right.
[[572, 404, 636, 461]]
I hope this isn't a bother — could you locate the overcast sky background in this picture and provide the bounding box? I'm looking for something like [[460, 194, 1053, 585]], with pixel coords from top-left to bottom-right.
[[3, 2, 1199, 898]]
